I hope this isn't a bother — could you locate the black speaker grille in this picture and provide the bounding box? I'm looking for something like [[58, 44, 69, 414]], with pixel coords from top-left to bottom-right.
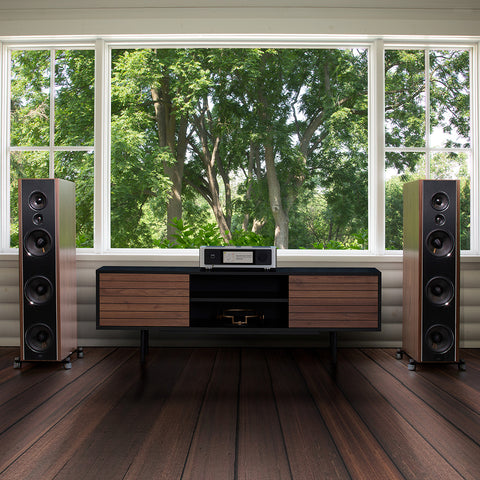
[[21, 179, 58, 361]]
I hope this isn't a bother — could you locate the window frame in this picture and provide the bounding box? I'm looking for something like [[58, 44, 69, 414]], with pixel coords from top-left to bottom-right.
[[383, 43, 476, 253], [0, 35, 478, 257]]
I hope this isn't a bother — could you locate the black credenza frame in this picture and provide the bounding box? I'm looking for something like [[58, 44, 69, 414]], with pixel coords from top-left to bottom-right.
[[96, 266, 381, 364]]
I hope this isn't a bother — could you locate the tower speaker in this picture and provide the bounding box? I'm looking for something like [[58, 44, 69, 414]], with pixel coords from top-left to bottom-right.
[[18, 178, 77, 366], [402, 179, 460, 367]]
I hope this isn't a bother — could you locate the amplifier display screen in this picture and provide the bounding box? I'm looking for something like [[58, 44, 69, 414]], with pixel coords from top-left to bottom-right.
[[223, 251, 253, 264]]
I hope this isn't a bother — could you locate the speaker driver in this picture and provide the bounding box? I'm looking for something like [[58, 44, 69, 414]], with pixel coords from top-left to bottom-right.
[[25, 324, 54, 353], [24, 276, 53, 305], [28, 191, 47, 210], [431, 192, 449, 211], [33, 213, 44, 225], [424, 325, 454, 354], [425, 277, 454, 306], [426, 230, 454, 257], [24, 230, 53, 256]]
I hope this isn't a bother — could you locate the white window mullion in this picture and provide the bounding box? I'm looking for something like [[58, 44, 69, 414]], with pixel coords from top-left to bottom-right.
[[0, 43, 8, 251], [425, 49, 431, 177], [94, 39, 111, 253], [49, 49, 55, 178], [470, 43, 480, 254], [369, 38, 385, 255]]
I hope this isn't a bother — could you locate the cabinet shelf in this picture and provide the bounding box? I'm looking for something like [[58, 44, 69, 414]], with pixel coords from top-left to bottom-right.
[[190, 297, 288, 303]]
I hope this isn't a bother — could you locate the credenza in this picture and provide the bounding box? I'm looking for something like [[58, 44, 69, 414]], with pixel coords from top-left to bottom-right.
[[96, 266, 381, 363]]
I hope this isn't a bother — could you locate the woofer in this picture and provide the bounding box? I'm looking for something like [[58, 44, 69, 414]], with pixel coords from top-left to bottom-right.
[[426, 230, 454, 257], [24, 276, 53, 305], [25, 324, 54, 353], [24, 229, 53, 256], [424, 325, 454, 354], [425, 277, 454, 306]]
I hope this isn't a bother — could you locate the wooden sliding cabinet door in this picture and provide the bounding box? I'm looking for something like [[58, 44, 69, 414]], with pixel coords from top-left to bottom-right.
[[98, 273, 189, 327], [289, 275, 380, 329]]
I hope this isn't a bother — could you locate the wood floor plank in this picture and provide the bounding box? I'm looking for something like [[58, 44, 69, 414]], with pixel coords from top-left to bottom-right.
[[0, 348, 143, 480], [48, 348, 194, 480], [464, 349, 480, 362], [364, 348, 480, 441], [266, 349, 350, 480], [237, 349, 292, 480], [182, 348, 240, 480], [122, 348, 217, 480], [0, 348, 18, 371], [0, 355, 37, 392], [0, 348, 114, 430], [295, 349, 404, 480], [0, 347, 479, 480], [398, 350, 480, 403], [337, 349, 467, 479], [343, 349, 480, 480], [0, 348, 134, 474]]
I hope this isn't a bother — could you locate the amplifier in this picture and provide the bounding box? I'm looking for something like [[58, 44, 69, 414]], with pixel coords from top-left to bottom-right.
[[199, 246, 276, 269]]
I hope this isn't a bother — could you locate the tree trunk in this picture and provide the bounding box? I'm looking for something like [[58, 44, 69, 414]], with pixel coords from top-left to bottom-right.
[[151, 85, 187, 243], [190, 102, 233, 244], [264, 141, 289, 248]]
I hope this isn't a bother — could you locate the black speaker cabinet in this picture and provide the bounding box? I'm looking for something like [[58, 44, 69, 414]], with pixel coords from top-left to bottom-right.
[[402, 179, 460, 366], [18, 178, 77, 366]]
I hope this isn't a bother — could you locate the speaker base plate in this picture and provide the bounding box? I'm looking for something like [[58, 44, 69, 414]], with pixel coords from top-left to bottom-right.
[[395, 349, 466, 371], [13, 347, 84, 370]]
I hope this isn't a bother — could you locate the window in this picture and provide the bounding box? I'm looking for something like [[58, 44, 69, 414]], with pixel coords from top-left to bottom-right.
[[8, 48, 95, 248], [110, 47, 369, 249], [0, 38, 478, 255], [384, 48, 472, 250]]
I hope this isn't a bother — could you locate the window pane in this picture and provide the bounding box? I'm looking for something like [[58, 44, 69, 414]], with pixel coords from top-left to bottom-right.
[[429, 50, 470, 149], [10, 151, 50, 247], [55, 50, 95, 147], [385, 152, 426, 250], [10, 51, 50, 147], [430, 152, 470, 250], [110, 48, 368, 249], [55, 151, 95, 248], [385, 50, 425, 148]]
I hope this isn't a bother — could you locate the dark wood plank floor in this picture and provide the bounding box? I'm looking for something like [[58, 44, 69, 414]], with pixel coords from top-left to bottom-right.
[[0, 347, 479, 479]]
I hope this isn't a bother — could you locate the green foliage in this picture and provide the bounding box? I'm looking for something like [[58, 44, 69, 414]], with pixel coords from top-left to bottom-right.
[[161, 218, 224, 248], [162, 218, 269, 248], [312, 229, 368, 250]]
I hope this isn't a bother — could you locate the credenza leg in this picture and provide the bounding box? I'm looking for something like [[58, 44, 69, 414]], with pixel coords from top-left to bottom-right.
[[140, 329, 149, 363], [329, 331, 338, 366]]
